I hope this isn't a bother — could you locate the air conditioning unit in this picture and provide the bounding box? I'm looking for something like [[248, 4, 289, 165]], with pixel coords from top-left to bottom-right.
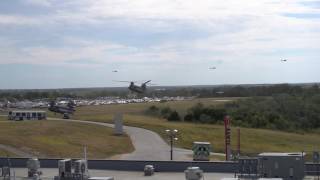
[[185, 167, 203, 180], [27, 158, 41, 177], [74, 160, 88, 175], [1, 167, 10, 177], [144, 165, 154, 176], [58, 159, 72, 177]]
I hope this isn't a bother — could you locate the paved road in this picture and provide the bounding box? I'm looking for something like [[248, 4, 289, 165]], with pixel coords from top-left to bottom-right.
[[48, 118, 192, 161], [1, 118, 224, 160], [0, 144, 33, 157]]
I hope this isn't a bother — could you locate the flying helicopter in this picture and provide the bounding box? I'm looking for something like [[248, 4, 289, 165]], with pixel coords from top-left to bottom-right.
[[48, 100, 76, 119], [281, 59, 287, 62], [209, 67, 217, 70], [112, 70, 118, 72], [114, 80, 154, 94]]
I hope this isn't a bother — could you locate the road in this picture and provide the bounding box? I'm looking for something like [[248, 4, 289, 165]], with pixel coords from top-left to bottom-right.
[[2, 117, 224, 160], [0, 144, 33, 157], [48, 118, 192, 161]]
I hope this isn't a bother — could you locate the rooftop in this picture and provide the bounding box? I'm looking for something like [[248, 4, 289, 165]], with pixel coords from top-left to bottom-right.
[[258, 152, 305, 157]]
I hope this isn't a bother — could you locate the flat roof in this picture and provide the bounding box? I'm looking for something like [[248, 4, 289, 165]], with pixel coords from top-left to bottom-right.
[[193, 142, 211, 144], [259, 152, 305, 157], [11, 168, 235, 180], [10, 110, 46, 113]]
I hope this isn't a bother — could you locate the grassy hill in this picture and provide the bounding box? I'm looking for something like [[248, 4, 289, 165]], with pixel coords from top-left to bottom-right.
[[2, 97, 319, 159], [69, 98, 320, 156], [0, 120, 134, 158]]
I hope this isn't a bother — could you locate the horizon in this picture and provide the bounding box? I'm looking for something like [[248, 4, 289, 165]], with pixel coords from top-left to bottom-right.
[[0, 81, 319, 91]]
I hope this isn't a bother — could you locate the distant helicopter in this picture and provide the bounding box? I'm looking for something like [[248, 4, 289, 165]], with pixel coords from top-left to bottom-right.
[[114, 80, 154, 94], [48, 100, 76, 119], [209, 67, 216, 70], [112, 70, 118, 72], [281, 59, 287, 62]]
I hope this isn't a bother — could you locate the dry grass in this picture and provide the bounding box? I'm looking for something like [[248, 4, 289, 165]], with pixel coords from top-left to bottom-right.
[[74, 97, 241, 116], [0, 149, 16, 157], [0, 120, 134, 158], [67, 98, 320, 156], [0, 116, 6, 121]]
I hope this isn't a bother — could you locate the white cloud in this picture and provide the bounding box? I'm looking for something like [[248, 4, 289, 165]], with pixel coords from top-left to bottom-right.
[[24, 0, 52, 7], [0, 0, 319, 68], [53, 0, 320, 23], [0, 15, 42, 25]]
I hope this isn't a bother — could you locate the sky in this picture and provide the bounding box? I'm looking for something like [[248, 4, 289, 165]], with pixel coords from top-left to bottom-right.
[[0, 0, 319, 89]]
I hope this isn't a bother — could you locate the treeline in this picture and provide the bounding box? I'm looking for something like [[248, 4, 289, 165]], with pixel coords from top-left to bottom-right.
[[227, 93, 320, 131], [146, 92, 320, 132], [147, 84, 320, 98], [0, 88, 128, 101], [145, 104, 226, 124], [0, 91, 71, 101], [0, 83, 319, 100]]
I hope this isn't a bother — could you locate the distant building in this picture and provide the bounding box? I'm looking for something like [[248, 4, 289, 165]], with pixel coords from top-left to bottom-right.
[[8, 110, 47, 121]]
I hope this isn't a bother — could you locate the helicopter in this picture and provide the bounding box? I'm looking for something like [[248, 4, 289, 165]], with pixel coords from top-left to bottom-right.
[[48, 100, 76, 119], [281, 59, 287, 62], [209, 67, 216, 70], [114, 80, 153, 94]]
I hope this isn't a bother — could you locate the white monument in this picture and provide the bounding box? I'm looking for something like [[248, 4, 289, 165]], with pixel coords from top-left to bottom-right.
[[114, 113, 124, 135]]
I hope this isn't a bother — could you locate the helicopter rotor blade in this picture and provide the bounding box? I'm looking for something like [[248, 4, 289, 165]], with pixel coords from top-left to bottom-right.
[[113, 80, 137, 83]]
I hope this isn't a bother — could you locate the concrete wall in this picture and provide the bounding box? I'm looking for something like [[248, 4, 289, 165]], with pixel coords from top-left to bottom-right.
[[0, 158, 319, 175], [0, 158, 236, 173]]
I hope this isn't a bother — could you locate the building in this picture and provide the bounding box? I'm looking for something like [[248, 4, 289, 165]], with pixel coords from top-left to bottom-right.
[[258, 152, 305, 180], [8, 110, 47, 121]]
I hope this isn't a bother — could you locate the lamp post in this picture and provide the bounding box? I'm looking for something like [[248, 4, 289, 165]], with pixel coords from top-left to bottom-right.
[[165, 129, 178, 160]]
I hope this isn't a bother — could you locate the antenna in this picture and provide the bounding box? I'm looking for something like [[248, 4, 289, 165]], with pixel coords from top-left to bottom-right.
[[7, 155, 15, 180], [84, 145, 87, 161]]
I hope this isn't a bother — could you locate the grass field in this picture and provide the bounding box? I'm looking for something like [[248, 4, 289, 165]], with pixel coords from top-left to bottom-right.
[[3, 97, 320, 159], [65, 98, 320, 156], [0, 120, 134, 158], [73, 97, 240, 117], [0, 149, 16, 157]]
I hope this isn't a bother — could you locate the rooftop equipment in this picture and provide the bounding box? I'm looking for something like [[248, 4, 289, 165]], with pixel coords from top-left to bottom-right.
[[258, 152, 305, 180], [185, 167, 203, 180], [27, 158, 42, 178], [74, 160, 88, 176], [58, 159, 72, 178], [144, 165, 154, 176]]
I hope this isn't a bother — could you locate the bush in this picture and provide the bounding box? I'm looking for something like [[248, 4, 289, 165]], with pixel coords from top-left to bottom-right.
[[167, 111, 181, 121], [184, 114, 193, 122], [161, 107, 173, 118], [145, 105, 160, 116], [184, 103, 226, 123]]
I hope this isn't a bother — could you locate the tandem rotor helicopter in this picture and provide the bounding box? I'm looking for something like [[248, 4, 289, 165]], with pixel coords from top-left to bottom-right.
[[114, 80, 155, 94], [48, 100, 76, 119]]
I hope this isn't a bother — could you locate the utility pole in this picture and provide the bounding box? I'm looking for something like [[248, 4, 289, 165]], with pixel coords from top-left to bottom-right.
[[237, 128, 241, 156], [224, 115, 231, 161]]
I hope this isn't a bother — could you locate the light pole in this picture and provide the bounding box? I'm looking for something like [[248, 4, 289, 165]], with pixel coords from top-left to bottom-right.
[[165, 129, 178, 160]]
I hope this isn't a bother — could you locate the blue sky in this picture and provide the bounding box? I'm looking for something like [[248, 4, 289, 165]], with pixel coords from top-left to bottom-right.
[[0, 0, 319, 89]]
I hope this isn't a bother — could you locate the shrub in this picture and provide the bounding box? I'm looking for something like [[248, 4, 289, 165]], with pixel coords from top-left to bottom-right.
[[161, 107, 173, 118], [167, 111, 181, 121]]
